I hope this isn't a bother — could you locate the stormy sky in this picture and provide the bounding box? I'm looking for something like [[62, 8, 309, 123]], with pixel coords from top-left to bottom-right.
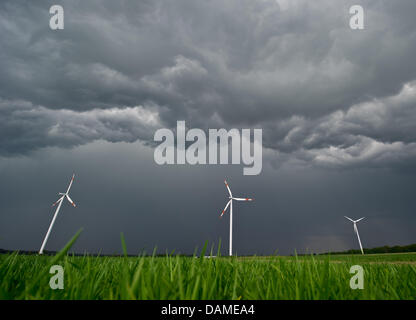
[[1, 0, 416, 255]]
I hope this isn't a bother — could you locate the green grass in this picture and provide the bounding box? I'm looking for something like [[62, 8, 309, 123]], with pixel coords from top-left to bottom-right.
[[1, 234, 415, 299], [1, 253, 416, 299]]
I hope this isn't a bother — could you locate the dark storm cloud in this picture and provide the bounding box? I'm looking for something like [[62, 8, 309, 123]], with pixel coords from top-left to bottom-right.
[[1, 0, 416, 167], [0, 98, 161, 156], [264, 82, 416, 168]]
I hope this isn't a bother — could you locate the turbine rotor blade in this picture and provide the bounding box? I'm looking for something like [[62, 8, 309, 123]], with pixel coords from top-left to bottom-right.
[[66, 194, 76, 207], [52, 196, 64, 207], [232, 197, 253, 201], [66, 174, 75, 194], [344, 216, 354, 222], [224, 180, 232, 198], [355, 217, 365, 223], [220, 200, 232, 218]]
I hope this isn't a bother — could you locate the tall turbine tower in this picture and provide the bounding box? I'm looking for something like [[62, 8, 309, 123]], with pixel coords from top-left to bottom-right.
[[344, 216, 365, 255], [220, 180, 253, 256], [39, 174, 77, 254]]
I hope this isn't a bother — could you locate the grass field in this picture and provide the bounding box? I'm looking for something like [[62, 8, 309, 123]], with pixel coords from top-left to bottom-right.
[[1, 233, 416, 300]]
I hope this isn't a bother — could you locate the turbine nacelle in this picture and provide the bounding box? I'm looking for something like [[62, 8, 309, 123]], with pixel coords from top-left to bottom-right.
[[344, 216, 365, 224], [220, 180, 253, 216], [51, 174, 77, 208]]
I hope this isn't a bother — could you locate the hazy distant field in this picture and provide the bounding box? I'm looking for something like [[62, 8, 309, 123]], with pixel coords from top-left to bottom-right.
[[1, 249, 415, 300]]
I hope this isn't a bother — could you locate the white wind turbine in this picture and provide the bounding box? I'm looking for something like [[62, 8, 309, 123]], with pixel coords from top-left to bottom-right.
[[220, 180, 253, 256], [39, 174, 77, 255], [344, 216, 365, 255]]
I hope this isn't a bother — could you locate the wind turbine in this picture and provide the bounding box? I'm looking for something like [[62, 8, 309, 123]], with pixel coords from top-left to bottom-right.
[[220, 180, 253, 256], [344, 216, 365, 255], [39, 174, 77, 255]]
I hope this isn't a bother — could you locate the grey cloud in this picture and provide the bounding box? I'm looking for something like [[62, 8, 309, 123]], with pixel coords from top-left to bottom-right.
[[1, 0, 416, 171], [265, 82, 416, 168], [0, 99, 161, 156]]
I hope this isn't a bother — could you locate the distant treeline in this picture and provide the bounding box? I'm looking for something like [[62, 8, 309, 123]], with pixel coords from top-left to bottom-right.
[[321, 243, 416, 255], [0, 248, 201, 257], [1, 243, 416, 256], [0, 248, 189, 257]]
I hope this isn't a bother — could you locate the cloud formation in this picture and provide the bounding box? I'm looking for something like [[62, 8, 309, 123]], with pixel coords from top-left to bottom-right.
[[0, 99, 160, 156], [1, 0, 416, 170], [268, 82, 416, 168]]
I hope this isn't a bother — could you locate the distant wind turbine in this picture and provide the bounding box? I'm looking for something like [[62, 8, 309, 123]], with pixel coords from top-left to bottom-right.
[[344, 216, 365, 255], [39, 174, 77, 255], [220, 180, 253, 256]]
